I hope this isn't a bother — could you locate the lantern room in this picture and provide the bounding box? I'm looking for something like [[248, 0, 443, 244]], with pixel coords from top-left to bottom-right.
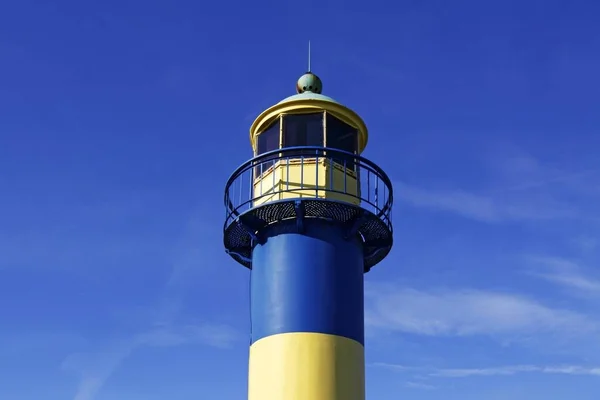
[[249, 72, 369, 207]]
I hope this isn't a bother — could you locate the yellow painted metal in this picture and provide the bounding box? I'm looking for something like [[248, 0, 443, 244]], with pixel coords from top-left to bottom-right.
[[252, 159, 360, 207], [248, 332, 365, 400], [250, 100, 368, 154]]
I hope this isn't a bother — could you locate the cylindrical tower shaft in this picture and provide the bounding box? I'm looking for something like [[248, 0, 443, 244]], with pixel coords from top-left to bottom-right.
[[223, 71, 394, 400], [248, 219, 365, 400]]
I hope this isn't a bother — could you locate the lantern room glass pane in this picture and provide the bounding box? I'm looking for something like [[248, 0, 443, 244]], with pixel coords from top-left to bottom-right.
[[282, 113, 324, 154], [255, 119, 280, 177], [326, 114, 358, 169], [257, 119, 280, 155]]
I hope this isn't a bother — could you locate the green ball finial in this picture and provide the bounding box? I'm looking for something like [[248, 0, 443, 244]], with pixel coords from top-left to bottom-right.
[[296, 72, 323, 94]]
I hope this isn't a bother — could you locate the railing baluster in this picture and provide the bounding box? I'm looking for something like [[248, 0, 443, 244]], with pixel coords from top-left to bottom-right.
[[375, 176, 379, 211], [383, 180, 386, 213], [249, 165, 253, 209], [357, 162, 360, 200], [225, 188, 228, 224], [367, 169, 370, 204], [329, 155, 333, 192], [301, 156, 304, 190], [239, 172, 243, 207], [344, 158, 347, 194], [315, 149, 319, 198]]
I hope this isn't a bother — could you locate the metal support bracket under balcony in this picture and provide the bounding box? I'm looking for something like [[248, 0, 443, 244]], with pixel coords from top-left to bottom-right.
[[238, 213, 265, 245], [294, 200, 305, 233], [344, 210, 367, 240], [225, 249, 252, 265]]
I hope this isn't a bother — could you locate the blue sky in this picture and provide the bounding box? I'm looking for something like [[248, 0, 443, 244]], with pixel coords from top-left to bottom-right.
[[1, 0, 600, 399]]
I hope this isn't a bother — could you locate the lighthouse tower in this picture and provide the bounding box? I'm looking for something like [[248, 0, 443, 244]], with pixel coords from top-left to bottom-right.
[[223, 70, 394, 400]]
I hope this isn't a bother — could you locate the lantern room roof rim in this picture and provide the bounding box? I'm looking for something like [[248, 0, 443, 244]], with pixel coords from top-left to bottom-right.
[[249, 95, 369, 154]]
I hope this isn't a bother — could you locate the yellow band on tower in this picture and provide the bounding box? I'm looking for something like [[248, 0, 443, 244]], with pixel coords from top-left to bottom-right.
[[248, 332, 365, 400]]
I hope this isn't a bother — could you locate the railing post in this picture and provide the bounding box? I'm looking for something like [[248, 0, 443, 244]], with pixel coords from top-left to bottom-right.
[[294, 200, 305, 233], [344, 158, 347, 194], [249, 163, 254, 210], [260, 162, 263, 196], [329, 156, 333, 192], [375, 177, 379, 210], [300, 156, 304, 190], [238, 172, 243, 207], [368, 169, 371, 205], [315, 149, 319, 198]]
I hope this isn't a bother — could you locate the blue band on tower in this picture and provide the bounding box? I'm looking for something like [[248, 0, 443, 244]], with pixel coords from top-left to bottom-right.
[[250, 219, 365, 345]]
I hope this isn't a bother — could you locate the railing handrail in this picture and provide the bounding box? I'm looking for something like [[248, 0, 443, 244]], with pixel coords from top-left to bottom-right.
[[224, 146, 393, 221]]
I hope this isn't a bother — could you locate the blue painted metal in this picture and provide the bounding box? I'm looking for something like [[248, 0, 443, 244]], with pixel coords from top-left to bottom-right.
[[223, 146, 393, 271], [224, 147, 392, 228], [345, 210, 367, 240], [294, 200, 305, 233], [224, 75, 394, 399], [250, 218, 364, 345]]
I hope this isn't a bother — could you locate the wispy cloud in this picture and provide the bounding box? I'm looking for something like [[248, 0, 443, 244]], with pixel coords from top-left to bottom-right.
[[394, 151, 599, 223], [395, 181, 575, 223], [62, 322, 239, 400], [137, 323, 240, 349], [488, 151, 598, 193], [432, 365, 600, 378], [366, 285, 598, 340], [527, 256, 600, 296], [62, 343, 133, 400], [373, 362, 600, 378], [405, 381, 436, 390], [572, 236, 600, 252], [63, 212, 239, 400]]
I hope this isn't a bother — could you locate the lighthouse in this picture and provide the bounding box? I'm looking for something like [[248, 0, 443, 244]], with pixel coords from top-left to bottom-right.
[[223, 70, 394, 400]]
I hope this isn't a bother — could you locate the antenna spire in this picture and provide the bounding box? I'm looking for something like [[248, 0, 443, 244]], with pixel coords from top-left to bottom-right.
[[308, 40, 311, 72]]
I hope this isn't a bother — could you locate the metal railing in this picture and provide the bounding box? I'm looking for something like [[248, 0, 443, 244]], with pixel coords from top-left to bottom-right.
[[224, 146, 393, 230]]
